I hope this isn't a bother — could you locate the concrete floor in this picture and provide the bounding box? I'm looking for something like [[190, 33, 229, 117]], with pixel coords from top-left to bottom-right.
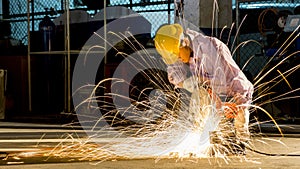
[[0, 152, 300, 169], [0, 122, 299, 169]]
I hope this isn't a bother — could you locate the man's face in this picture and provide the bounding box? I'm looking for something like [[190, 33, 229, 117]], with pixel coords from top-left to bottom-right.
[[178, 46, 191, 63]]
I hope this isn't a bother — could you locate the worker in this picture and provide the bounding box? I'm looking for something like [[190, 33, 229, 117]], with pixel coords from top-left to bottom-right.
[[154, 24, 254, 154]]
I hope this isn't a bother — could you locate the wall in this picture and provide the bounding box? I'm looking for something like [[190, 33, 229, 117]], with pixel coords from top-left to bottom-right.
[[184, 0, 232, 29]]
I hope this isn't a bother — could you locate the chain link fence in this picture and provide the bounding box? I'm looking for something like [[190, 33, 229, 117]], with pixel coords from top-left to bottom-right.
[[235, 0, 300, 119], [236, 0, 300, 78], [4, 1, 299, 82], [1, 0, 300, 120], [3, 0, 300, 115], [4, 0, 299, 74], [4, 0, 174, 45], [3, 0, 299, 70]]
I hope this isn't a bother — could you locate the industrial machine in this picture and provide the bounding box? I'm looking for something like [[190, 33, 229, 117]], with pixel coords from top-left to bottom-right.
[[255, 6, 300, 122]]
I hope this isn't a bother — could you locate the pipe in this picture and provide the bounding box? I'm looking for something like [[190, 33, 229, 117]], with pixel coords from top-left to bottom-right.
[[27, 0, 32, 112], [235, 0, 241, 66]]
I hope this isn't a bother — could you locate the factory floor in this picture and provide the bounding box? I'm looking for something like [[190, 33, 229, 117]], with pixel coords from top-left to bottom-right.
[[0, 120, 299, 168]]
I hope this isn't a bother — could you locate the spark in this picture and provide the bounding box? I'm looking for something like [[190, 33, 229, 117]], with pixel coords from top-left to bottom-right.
[[35, 25, 299, 164], [9, 11, 300, 166]]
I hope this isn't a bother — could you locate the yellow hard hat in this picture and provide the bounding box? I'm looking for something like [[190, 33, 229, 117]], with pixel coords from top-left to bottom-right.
[[154, 24, 183, 64]]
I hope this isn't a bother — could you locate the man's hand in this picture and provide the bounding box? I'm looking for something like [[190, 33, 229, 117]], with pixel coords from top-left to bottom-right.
[[223, 102, 239, 119], [206, 88, 222, 109], [233, 93, 247, 105]]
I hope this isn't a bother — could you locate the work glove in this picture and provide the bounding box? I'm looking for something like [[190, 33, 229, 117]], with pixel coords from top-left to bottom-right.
[[223, 102, 239, 119], [206, 88, 239, 119], [167, 61, 188, 86], [182, 76, 199, 93]]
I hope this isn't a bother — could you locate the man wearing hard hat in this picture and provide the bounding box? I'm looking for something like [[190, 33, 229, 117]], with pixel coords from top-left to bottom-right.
[[154, 24, 254, 154]]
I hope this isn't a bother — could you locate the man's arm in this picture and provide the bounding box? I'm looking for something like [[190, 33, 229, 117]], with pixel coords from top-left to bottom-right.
[[167, 61, 188, 87]]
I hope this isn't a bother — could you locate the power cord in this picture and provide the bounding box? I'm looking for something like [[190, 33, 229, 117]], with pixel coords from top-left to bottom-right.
[[245, 144, 300, 157]]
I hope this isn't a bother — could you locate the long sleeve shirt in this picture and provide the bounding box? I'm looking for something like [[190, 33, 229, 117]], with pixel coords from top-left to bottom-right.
[[167, 29, 254, 104]]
